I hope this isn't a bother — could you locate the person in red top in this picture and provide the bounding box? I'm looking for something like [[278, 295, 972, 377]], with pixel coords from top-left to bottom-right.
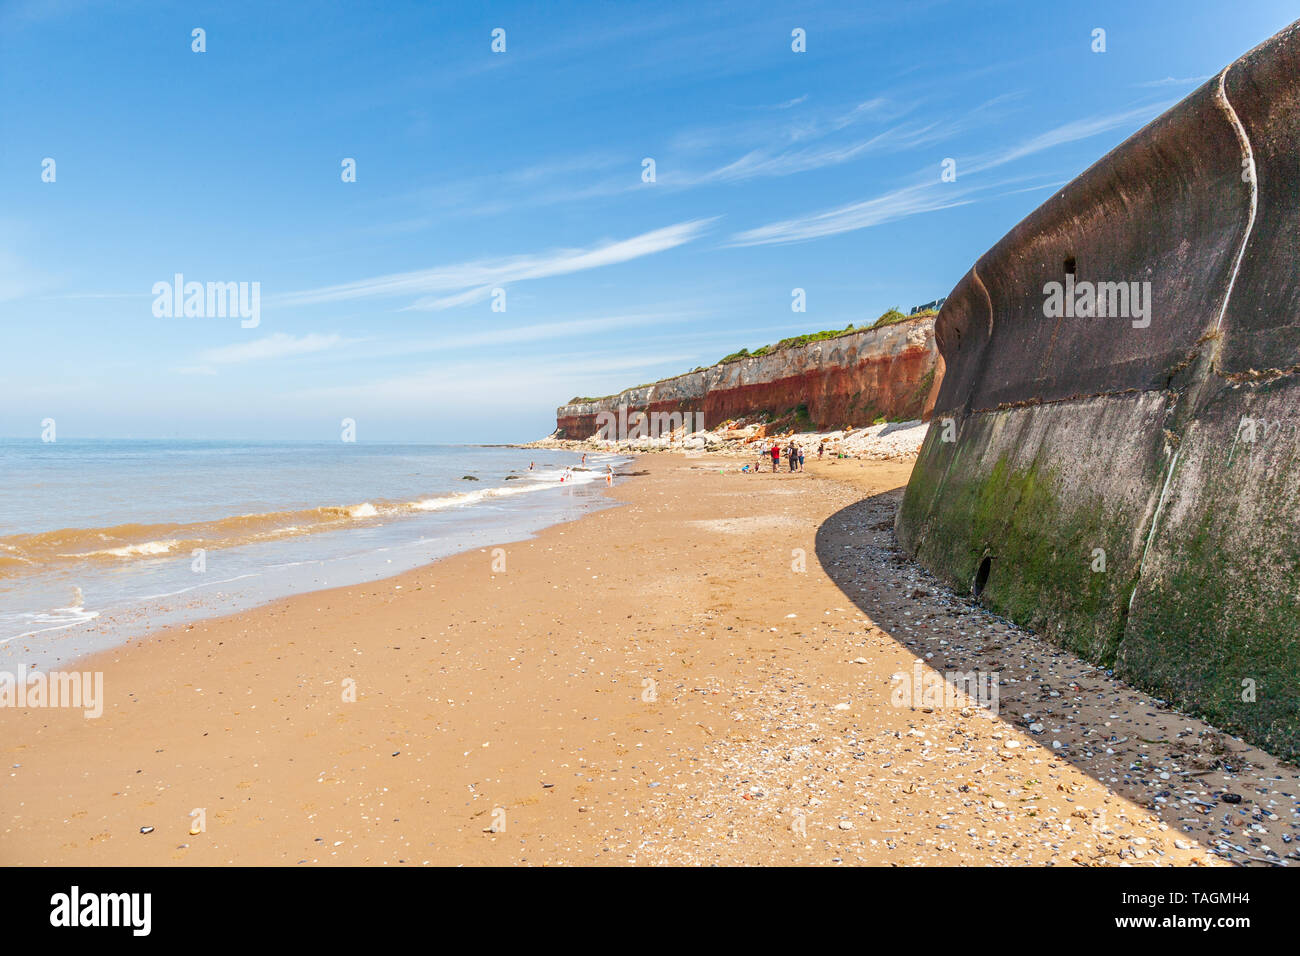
[[770, 443, 780, 472]]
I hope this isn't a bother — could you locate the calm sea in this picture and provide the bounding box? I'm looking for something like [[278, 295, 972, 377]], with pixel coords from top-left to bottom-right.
[[0, 440, 624, 670]]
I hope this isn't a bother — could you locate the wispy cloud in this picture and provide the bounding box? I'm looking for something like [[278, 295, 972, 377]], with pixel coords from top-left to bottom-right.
[[288, 351, 697, 410], [728, 100, 1177, 247], [199, 333, 349, 364], [43, 291, 150, 300], [963, 100, 1176, 175], [410, 287, 496, 312], [727, 181, 976, 247], [1135, 75, 1212, 88], [665, 97, 910, 184], [672, 92, 1024, 188], [991, 179, 1071, 198], [690, 120, 946, 184], [396, 310, 706, 352], [385, 90, 979, 220], [278, 219, 715, 310], [397, 151, 632, 217]]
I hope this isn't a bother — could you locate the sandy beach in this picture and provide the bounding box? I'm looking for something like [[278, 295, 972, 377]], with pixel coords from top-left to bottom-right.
[[2, 454, 1295, 866]]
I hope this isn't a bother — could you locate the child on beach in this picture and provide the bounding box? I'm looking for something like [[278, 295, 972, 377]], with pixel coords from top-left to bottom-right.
[[798, 447, 805, 471]]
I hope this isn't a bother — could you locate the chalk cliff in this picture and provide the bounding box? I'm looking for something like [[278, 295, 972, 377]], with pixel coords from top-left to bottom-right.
[[897, 20, 1300, 758], [555, 316, 938, 439]]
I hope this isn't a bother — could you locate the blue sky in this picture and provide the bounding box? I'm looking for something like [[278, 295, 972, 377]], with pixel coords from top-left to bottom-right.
[[2, 0, 1295, 441]]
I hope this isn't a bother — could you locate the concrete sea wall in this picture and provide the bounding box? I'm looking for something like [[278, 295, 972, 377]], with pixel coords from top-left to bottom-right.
[[897, 20, 1300, 758]]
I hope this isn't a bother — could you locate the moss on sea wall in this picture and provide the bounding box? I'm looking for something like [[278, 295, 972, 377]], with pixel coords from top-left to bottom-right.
[[1119, 506, 1300, 760], [902, 426, 1145, 666], [900, 385, 1300, 761], [1114, 388, 1300, 760]]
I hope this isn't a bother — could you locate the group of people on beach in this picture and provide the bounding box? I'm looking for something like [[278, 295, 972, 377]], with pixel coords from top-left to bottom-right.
[[748, 440, 804, 473], [737, 438, 834, 473]]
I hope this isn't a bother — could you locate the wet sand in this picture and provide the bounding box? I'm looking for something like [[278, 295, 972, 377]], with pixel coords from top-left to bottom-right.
[[2, 454, 1295, 865]]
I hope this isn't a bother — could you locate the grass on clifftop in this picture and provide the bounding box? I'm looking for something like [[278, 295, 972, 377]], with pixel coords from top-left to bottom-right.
[[716, 307, 936, 366], [564, 307, 938, 405], [872, 307, 937, 329]]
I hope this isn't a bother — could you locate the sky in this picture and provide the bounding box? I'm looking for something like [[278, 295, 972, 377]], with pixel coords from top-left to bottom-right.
[[2, 0, 1296, 442]]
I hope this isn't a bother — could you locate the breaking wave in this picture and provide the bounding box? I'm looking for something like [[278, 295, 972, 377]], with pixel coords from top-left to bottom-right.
[[0, 468, 607, 580]]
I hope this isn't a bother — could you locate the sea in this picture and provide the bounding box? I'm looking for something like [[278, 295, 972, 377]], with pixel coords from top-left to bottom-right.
[[0, 440, 625, 672]]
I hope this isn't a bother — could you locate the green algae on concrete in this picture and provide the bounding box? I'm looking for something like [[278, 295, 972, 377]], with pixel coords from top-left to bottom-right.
[[1116, 393, 1300, 761], [902, 437, 1143, 666]]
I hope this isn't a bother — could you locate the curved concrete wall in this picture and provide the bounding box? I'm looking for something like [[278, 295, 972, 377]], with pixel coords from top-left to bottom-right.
[[898, 20, 1300, 759]]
